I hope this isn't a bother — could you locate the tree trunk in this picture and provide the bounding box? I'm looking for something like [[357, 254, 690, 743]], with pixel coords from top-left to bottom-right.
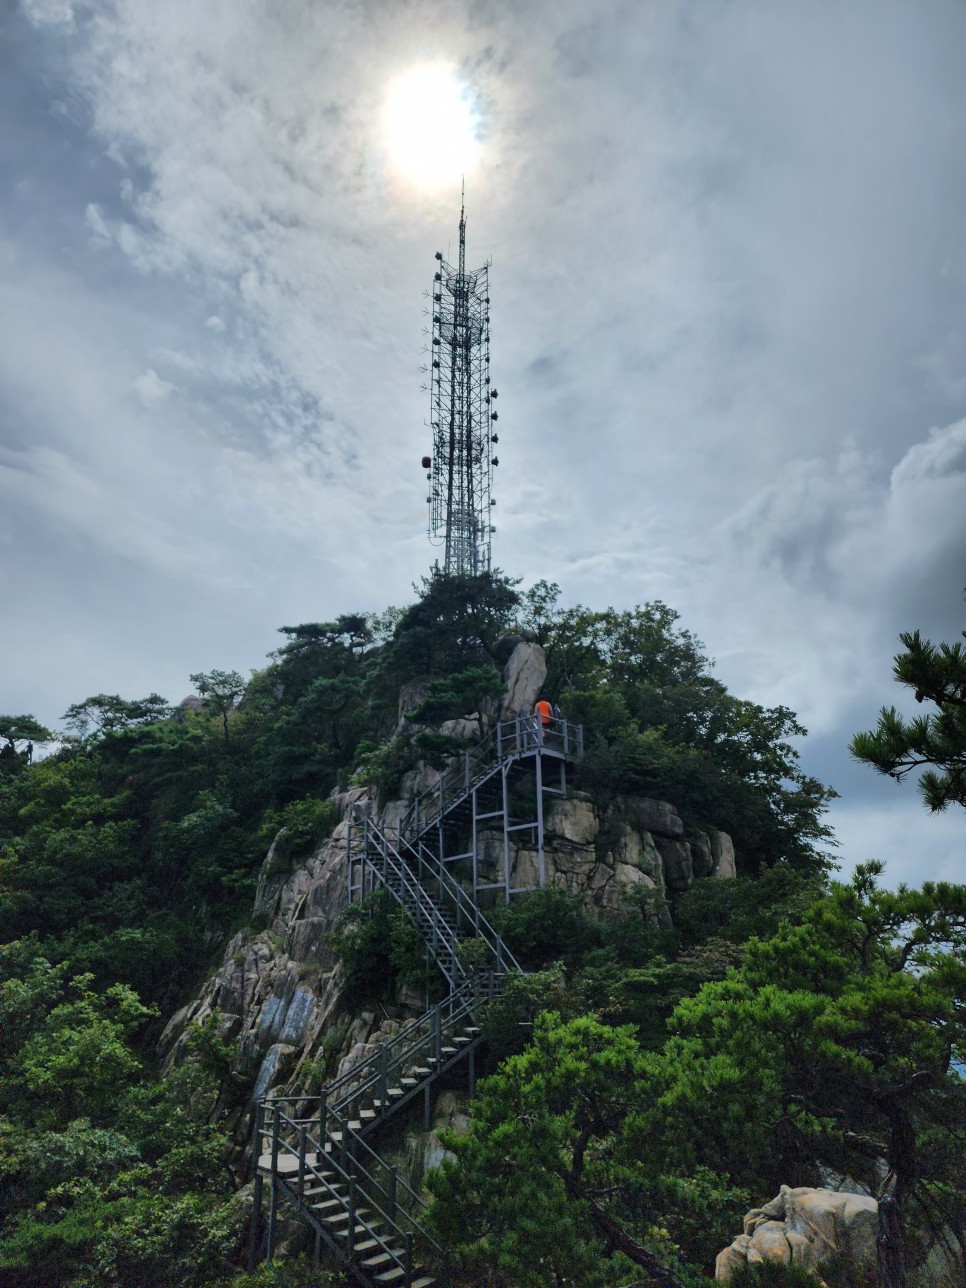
[[877, 1102, 917, 1288]]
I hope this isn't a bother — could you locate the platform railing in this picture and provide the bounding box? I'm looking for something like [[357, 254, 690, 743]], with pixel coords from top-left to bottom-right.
[[399, 715, 583, 843]]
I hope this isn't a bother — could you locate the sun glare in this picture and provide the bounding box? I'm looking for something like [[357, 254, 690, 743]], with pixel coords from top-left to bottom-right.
[[384, 65, 480, 187]]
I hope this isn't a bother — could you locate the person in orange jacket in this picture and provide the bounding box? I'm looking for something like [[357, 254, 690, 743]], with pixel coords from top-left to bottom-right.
[[533, 698, 553, 726]]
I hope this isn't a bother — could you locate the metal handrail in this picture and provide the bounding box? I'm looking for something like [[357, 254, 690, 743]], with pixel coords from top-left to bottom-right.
[[404, 835, 524, 976], [264, 1104, 444, 1272], [265, 974, 494, 1125], [399, 715, 583, 842], [359, 818, 464, 986]]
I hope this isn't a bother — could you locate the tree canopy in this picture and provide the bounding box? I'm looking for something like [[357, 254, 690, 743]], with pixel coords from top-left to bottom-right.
[[851, 620, 966, 811]]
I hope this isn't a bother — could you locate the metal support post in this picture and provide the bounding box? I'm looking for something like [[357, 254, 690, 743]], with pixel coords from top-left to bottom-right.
[[347, 1176, 356, 1256], [405, 1232, 414, 1287], [496, 721, 503, 758], [266, 1106, 280, 1262], [471, 782, 480, 904], [535, 746, 545, 888], [501, 764, 511, 902], [248, 1172, 263, 1269], [464, 750, 471, 790], [433, 1005, 442, 1062], [379, 1045, 388, 1106], [388, 1167, 398, 1221], [424, 1080, 432, 1131], [251, 1101, 264, 1173], [318, 1087, 327, 1143], [297, 1125, 307, 1202]]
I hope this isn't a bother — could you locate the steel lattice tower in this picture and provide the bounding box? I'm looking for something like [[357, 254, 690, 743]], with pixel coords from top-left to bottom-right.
[[422, 197, 499, 576]]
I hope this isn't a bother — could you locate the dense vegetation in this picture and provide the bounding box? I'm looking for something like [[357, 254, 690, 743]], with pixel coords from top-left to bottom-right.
[[0, 572, 962, 1285]]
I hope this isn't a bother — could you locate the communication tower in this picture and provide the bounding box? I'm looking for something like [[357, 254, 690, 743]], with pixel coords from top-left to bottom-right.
[[421, 195, 499, 575]]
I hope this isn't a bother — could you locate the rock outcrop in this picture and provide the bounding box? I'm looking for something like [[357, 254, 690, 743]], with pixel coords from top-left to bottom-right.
[[501, 641, 547, 717], [715, 1185, 878, 1281]]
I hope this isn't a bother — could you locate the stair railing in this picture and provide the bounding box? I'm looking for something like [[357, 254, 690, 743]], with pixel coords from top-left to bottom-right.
[[263, 1101, 446, 1281], [356, 818, 465, 987], [264, 973, 496, 1128], [404, 835, 523, 976], [399, 715, 583, 843]]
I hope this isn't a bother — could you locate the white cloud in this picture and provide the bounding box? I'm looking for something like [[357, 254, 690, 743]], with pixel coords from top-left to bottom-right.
[[8, 0, 966, 882], [21, 0, 74, 28], [133, 367, 177, 407]]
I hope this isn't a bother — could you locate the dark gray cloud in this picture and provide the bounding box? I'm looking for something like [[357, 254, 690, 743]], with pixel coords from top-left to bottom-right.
[[2, 0, 964, 885]]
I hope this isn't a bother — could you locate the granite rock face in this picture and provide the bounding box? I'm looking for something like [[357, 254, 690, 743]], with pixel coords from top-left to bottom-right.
[[715, 1186, 878, 1281], [501, 641, 547, 717]]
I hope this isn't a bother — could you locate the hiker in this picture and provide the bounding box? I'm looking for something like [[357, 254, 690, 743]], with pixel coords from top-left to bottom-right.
[[533, 697, 553, 726]]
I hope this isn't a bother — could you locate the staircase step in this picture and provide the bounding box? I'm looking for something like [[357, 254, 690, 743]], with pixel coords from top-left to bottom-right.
[[359, 1108, 377, 1120], [311, 1197, 347, 1215], [451, 1035, 471, 1045], [322, 1207, 371, 1226], [257, 1152, 323, 1173], [400, 1077, 418, 1088], [464, 1026, 481, 1035], [411, 1278, 435, 1287], [411, 1066, 431, 1076], [362, 1251, 403, 1269], [386, 1087, 404, 1098], [374, 1270, 408, 1284]]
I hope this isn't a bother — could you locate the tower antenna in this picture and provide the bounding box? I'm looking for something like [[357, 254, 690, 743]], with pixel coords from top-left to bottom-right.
[[423, 192, 498, 576]]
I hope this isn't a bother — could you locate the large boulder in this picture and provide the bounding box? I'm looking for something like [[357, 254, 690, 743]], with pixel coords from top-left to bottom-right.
[[711, 830, 737, 878], [654, 836, 694, 891], [621, 796, 684, 840], [501, 641, 547, 717], [716, 1186, 878, 1281]]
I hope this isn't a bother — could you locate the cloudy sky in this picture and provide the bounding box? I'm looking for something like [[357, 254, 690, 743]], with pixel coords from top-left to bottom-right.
[[3, 0, 964, 884]]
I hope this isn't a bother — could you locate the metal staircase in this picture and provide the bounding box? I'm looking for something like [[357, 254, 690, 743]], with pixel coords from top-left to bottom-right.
[[252, 716, 582, 1284]]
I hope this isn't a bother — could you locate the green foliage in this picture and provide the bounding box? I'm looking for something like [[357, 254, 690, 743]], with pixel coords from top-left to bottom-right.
[[61, 693, 172, 740], [0, 943, 240, 1287], [640, 865, 966, 1276], [427, 1010, 734, 1285], [329, 890, 428, 1001], [528, 590, 834, 873], [373, 568, 520, 691], [0, 714, 54, 769], [227, 1258, 348, 1287], [259, 796, 335, 854], [851, 621, 966, 810], [349, 734, 417, 799], [406, 664, 505, 734], [489, 886, 602, 969], [189, 670, 247, 743]]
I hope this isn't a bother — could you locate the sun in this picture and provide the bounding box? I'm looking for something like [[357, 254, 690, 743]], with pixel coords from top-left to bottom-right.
[[384, 65, 481, 187]]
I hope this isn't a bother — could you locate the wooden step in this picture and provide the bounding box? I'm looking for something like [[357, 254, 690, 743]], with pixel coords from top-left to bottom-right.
[[400, 1077, 418, 1088], [411, 1066, 431, 1076], [374, 1269, 408, 1284], [359, 1108, 377, 1120], [451, 1035, 471, 1045], [464, 1026, 481, 1035], [411, 1278, 435, 1287]]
